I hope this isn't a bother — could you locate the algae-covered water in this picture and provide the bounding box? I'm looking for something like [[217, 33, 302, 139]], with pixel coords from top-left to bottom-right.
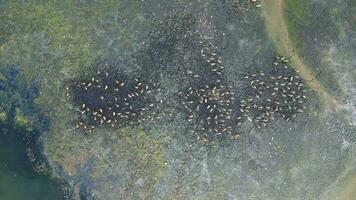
[[0, 124, 64, 200]]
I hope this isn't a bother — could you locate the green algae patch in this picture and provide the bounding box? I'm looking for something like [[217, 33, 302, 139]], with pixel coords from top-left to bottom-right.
[[0, 112, 6, 122], [14, 108, 30, 128]]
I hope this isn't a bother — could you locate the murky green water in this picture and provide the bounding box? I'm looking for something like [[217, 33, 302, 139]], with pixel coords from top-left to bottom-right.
[[0, 124, 64, 200]]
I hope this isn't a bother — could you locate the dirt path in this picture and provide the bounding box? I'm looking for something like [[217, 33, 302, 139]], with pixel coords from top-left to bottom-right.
[[336, 175, 356, 200], [261, 0, 339, 110]]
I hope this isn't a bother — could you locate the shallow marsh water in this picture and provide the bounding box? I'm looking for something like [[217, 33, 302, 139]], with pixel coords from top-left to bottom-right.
[[0, 124, 64, 200]]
